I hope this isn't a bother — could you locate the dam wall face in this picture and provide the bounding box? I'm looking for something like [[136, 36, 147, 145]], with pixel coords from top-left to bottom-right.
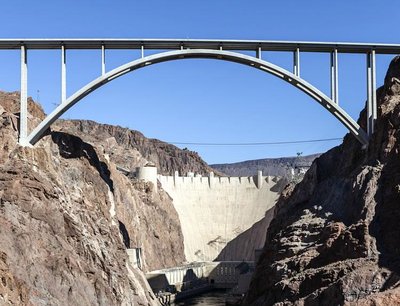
[[158, 171, 285, 262]]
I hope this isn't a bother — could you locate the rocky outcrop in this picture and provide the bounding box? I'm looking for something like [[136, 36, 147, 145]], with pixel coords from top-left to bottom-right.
[[244, 56, 400, 305], [0, 91, 189, 305], [49, 130, 185, 273], [54, 119, 219, 176]]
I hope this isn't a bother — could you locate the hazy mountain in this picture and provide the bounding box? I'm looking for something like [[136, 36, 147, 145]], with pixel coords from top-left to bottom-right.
[[211, 154, 321, 177]]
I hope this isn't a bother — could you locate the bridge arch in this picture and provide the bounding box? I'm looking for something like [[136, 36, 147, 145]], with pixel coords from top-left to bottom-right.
[[26, 49, 368, 146]]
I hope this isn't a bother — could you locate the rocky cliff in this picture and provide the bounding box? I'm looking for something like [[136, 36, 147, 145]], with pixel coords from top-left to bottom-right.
[[0, 91, 195, 305], [243, 57, 400, 305], [54, 119, 219, 176]]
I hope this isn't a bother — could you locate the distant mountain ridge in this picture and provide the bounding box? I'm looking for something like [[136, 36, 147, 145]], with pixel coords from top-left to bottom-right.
[[210, 154, 321, 177]]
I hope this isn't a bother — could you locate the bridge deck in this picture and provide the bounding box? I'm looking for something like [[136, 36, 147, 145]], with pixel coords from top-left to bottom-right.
[[0, 39, 400, 54]]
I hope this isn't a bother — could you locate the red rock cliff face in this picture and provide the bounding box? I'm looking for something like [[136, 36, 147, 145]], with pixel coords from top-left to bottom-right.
[[243, 56, 400, 306], [0, 91, 188, 305]]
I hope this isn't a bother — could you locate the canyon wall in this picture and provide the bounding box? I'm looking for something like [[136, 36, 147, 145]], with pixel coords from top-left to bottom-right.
[[0, 91, 198, 305], [243, 56, 400, 305], [55, 119, 220, 176]]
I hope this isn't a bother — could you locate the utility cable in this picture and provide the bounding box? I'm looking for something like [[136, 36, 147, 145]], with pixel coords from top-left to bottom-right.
[[167, 137, 342, 146]]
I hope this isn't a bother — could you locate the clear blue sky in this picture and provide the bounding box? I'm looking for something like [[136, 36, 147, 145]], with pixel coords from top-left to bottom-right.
[[0, 1, 398, 164]]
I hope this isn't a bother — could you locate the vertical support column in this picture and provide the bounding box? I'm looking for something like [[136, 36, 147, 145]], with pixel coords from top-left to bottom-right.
[[330, 51, 335, 102], [334, 49, 339, 104], [141, 45, 144, 58], [371, 49, 377, 125], [330, 49, 339, 104], [101, 44, 106, 76], [19, 45, 28, 146], [256, 47, 262, 60], [61, 45, 67, 103], [293, 48, 300, 77], [366, 50, 377, 137]]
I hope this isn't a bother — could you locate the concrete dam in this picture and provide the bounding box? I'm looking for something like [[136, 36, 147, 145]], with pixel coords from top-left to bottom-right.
[[136, 166, 286, 262]]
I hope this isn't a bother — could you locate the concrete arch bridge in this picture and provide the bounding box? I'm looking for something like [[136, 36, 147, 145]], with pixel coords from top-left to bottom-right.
[[1, 39, 400, 146]]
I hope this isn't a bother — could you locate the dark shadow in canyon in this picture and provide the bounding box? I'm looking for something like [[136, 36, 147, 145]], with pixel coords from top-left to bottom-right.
[[215, 206, 275, 262], [118, 220, 131, 249], [51, 131, 114, 192]]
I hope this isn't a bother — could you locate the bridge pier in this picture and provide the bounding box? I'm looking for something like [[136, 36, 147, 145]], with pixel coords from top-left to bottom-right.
[[256, 47, 262, 60], [293, 48, 300, 77], [61, 45, 67, 103], [330, 49, 339, 104], [367, 50, 377, 137], [19, 45, 28, 146], [101, 44, 106, 75]]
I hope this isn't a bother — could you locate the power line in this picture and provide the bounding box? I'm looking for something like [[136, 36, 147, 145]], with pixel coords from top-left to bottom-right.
[[167, 137, 343, 146]]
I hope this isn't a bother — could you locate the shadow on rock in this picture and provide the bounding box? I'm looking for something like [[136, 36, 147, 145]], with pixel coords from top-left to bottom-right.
[[51, 131, 114, 192]]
